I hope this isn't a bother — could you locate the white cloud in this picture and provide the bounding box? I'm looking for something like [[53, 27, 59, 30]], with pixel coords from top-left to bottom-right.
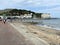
[[22, 0, 60, 6], [0, 0, 60, 11], [0, 0, 60, 8], [10, 0, 25, 3]]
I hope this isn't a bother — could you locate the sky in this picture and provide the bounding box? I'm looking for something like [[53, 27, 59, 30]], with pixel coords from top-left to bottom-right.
[[0, 0, 60, 18]]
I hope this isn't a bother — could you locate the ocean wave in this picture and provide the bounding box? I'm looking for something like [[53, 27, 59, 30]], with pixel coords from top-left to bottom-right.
[[36, 24, 60, 30]]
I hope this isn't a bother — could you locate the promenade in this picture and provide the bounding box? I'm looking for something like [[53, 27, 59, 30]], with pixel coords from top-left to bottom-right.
[[0, 21, 34, 45]]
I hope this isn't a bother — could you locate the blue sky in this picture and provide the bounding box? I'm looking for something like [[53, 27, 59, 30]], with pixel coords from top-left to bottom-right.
[[0, 0, 60, 18]]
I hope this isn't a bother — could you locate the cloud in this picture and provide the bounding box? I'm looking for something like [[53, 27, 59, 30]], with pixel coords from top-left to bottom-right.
[[0, 0, 60, 9], [22, 0, 60, 7], [0, 0, 60, 17]]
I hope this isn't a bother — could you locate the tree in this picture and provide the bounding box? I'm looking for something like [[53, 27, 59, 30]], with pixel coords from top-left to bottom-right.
[[9, 9, 18, 16], [35, 13, 42, 18]]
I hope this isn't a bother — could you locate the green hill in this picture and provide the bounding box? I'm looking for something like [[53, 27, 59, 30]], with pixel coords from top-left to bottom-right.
[[0, 9, 42, 18]]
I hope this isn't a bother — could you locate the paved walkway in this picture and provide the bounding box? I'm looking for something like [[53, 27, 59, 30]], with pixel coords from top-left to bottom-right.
[[0, 21, 34, 45]]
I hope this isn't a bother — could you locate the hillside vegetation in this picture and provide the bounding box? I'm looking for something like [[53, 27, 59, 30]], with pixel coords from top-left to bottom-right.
[[0, 9, 42, 18]]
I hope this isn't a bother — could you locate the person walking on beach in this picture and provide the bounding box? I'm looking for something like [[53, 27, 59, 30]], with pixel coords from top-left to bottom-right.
[[3, 14, 7, 24], [3, 19, 6, 24]]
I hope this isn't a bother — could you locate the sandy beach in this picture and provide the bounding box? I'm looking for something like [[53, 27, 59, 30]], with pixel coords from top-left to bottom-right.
[[9, 21, 60, 45]]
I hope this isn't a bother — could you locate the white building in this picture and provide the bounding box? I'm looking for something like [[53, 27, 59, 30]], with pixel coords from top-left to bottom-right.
[[41, 13, 51, 18], [21, 13, 32, 18]]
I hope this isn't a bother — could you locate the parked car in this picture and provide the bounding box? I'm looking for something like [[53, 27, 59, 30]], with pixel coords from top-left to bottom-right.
[[0, 17, 2, 21], [12, 17, 19, 19], [7, 17, 11, 19]]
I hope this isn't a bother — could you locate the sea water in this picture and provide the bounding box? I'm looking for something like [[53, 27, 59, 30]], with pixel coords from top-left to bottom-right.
[[37, 19, 60, 30], [22, 18, 60, 30]]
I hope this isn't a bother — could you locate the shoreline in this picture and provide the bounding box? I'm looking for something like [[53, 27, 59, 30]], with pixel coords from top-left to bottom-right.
[[23, 22, 60, 35], [21, 18, 60, 31], [20, 22, 60, 45], [36, 24, 60, 31], [23, 21, 60, 31]]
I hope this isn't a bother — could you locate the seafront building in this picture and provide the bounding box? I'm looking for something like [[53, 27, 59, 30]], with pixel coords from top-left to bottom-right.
[[20, 13, 32, 18], [41, 13, 51, 18], [32, 13, 51, 19], [0, 13, 51, 19]]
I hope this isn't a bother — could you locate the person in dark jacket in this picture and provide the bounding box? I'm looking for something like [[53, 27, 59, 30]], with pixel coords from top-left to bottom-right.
[[3, 19, 6, 24]]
